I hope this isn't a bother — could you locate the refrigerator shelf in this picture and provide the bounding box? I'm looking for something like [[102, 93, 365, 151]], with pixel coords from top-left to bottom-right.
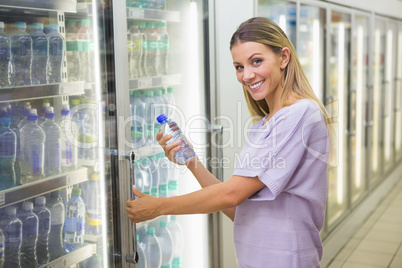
[[0, 81, 85, 104], [134, 143, 163, 159], [0, 167, 88, 209], [44, 243, 96, 268], [129, 74, 182, 90], [0, 0, 76, 12], [127, 7, 180, 22]]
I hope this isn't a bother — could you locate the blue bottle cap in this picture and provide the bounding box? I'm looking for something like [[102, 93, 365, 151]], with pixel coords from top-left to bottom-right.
[[156, 114, 167, 123]]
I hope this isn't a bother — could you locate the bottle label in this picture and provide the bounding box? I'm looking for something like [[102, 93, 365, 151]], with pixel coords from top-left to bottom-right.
[[45, 142, 61, 170], [31, 144, 44, 175], [51, 214, 64, 225], [86, 210, 102, 226], [0, 242, 4, 257], [0, 140, 16, 156], [32, 40, 48, 56], [158, 40, 170, 51], [63, 141, 73, 165], [0, 46, 10, 58], [49, 40, 63, 56], [143, 40, 158, 51], [64, 217, 84, 235], [66, 41, 78, 52], [77, 40, 94, 52], [6, 227, 22, 243], [127, 40, 141, 52], [11, 41, 31, 56]]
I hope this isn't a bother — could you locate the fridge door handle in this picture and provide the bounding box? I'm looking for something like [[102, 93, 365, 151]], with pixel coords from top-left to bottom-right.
[[126, 151, 139, 264], [210, 124, 224, 182]]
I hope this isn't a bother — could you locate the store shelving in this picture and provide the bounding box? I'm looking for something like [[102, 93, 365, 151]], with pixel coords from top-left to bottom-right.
[[129, 74, 181, 90], [44, 243, 96, 268], [126, 7, 180, 22], [0, 0, 76, 12]]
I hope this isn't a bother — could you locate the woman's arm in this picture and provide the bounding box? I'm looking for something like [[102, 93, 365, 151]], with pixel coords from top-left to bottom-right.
[[126, 174, 265, 222]]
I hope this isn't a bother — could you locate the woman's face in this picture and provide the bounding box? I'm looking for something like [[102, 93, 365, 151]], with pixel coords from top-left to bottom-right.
[[231, 41, 285, 103]]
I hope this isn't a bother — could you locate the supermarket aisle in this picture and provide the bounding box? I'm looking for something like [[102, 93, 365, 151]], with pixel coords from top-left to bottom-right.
[[326, 177, 402, 267]]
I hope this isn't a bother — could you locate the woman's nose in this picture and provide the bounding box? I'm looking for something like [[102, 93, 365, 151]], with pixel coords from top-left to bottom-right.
[[242, 67, 255, 83]]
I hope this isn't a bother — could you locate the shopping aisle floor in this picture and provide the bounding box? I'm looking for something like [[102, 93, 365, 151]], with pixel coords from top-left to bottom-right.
[[326, 177, 402, 267]]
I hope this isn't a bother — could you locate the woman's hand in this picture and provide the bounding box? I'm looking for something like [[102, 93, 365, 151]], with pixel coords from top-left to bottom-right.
[[126, 185, 162, 223], [156, 131, 197, 166]]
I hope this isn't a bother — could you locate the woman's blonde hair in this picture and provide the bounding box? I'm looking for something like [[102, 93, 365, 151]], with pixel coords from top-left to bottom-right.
[[230, 17, 330, 126]]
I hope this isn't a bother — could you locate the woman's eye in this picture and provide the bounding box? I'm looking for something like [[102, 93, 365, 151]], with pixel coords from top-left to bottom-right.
[[235, 65, 244, 71], [252, 59, 262, 65]]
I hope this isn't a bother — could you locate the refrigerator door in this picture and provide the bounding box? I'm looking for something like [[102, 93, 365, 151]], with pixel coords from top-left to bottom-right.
[[395, 22, 402, 162], [326, 9, 351, 227], [0, 0, 110, 267], [110, 0, 211, 267]]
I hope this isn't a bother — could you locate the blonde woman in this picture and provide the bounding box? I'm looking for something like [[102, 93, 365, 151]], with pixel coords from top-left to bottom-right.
[[126, 17, 331, 267]]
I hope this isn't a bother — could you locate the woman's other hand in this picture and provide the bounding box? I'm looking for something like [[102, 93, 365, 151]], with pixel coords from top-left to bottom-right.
[[126, 185, 161, 223]]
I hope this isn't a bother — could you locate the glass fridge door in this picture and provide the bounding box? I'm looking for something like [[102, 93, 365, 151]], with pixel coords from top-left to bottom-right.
[[349, 13, 370, 204], [110, 0, 210, 267], [395, 22, 402, 162], [0, 0, 110, 267], [326, 9, 351, 227]]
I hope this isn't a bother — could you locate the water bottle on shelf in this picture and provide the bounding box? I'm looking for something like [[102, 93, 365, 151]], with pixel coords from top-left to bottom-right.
[[78, 95, 98, 160], [64, 187, 86, 253], [156, 22, 169, 76], [153, 88, 165, 120], [17, 202, 39, 268], [136, 234, 147, 268], [19, 108, 45, 183], [33, 196, 50, 266], [0, 227, 4, 267], [9, 22, 32, 87], [139, 22, 147, 77], [38, 101, 50, 124], [46, 190, 65, 260], [127, 21, 142, 79], [167, 216, 184, 268], [157, 114, 195, 164], [143, 90, 155, 132], [46, 24, 64, 84], [144, 22, 159, 77], [29, 23, 48, 85], [141, 226, 162, 268], [59, 104, 78, 171], [86, 173, 102, 236], [77, 19, 94, 82], [17, 103, 31, 129], [0, 21, 11, 87], [66, 19, 80, 82], [157, 152, 169, 198], [144, 128, 154, 146], [0, 206, 22, 268], [157, 220, 174, 268], [42, 106, 62, 177], [149, 155, 160, 197], [139, 158, 152, 195], [130, 90, 146, 132], [0, 116, 17, 190]]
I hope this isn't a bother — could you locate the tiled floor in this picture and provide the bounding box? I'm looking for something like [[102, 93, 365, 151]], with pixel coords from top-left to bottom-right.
[[326, 178, 402, 268]]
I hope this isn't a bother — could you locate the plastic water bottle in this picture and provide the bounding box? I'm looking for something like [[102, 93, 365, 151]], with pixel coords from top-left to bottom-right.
[[86, 173, 102, 236], [165, 87, 176, 118], [20, 109, 45, 183], [0, 117, 17, 190], [46, 190, 65, 260], [167, 216, 184, 268], [157, 153, 169, 198], [42, 106, 62, 177], [0, 21, 11, 87], [78, 96, 97, 160], [157, 114, 195, 164], [38, 101, 50, 125], [136, 234, 147, 268], [148, 155, 160, 197], [46, 24, 64, 83], [33, 196, 50, 266], [0, 227, 4, 267], [144, 22, 159, 77], [156, 220, 174, 268], [127, 21, 142, 79], [168, 169, 179, 197], [130, 90, 146, 132], [143, 90, 155, 132], [77, 19, 94, 82], [139, 158, 152, 195], [10, 22, 32, 86], [153, 89, 165, 121], [66, 19, 80, 82], [0, 206, 22, 268], [156, 22, 169, 76], [17, 103, 31, 129], [29, 23, 48, 85], [141, 226, 162, 268], [17, 202, 39, 268], [160, 88, 170, 118], [139, 22, 147, 77], [64, 187, 86, 253], [59, 104, 78, 171]]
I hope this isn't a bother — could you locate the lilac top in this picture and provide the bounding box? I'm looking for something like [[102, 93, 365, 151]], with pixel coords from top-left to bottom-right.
[[232, 99, 329, 268]]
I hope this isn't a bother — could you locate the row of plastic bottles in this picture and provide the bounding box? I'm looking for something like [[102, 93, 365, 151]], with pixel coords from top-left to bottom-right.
[[127, 20, 170, 79], [126, 0, 166, 10], [0, 21, 64, 87], [130, 87, 175, 147], [136, 216, 184, 268], [0, 98, 97, 190], [0, 182, 101, 267]]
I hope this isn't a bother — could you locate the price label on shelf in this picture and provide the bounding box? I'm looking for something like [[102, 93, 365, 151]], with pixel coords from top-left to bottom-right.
[[138, 78, 153, 88], [0, 193, 4, 206], [128, 8, 145, 19]]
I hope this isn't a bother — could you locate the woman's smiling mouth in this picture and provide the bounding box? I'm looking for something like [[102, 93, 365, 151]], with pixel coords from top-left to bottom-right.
[[247, 80, 265, 90]]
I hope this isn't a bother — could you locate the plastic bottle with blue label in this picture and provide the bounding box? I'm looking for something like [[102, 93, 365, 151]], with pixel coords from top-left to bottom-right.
[[17, 202, 39, 268], [0, 206, 22, 268], [10, 22, 32, 86], [64, 187, 86, 253], [157, 114, 195, 164], [19, 108, 45, 183], [59, 104, 78, 171], [0, 116, 17, 190], [46, 24, 64, 83], [0, 21, 11, 87], [0, 227, 5, 267], [86, 173, 102, 236], [142, 226, 162, 268], [46, 190, 65, 260], [29, 23, 48, 85], [42, 106, 62, 177], [157, 220, 174, 268], [167, 216, 184, 268], [33, 196, 50, 266]]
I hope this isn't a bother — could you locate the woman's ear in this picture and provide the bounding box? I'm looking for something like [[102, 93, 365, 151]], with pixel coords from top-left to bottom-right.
[[280, 47, 290, 69]]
